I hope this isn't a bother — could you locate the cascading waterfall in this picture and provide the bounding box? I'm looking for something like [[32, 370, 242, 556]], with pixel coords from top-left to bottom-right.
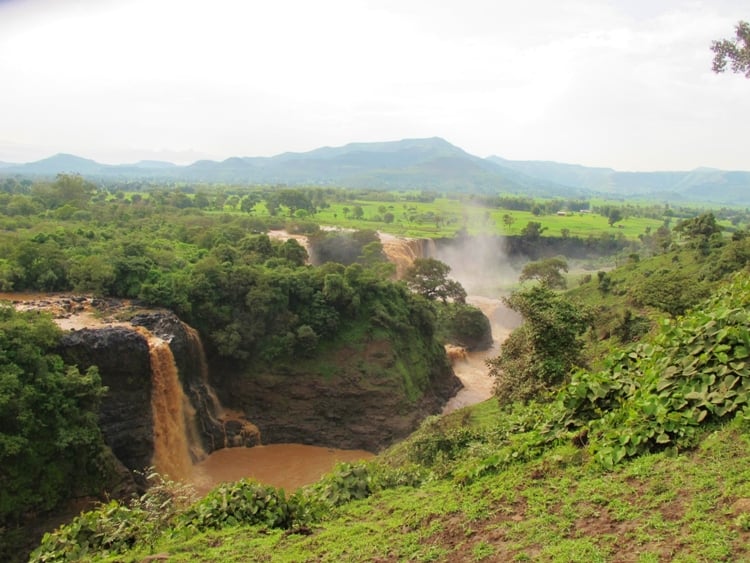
[[378, 233, 435, 279], [143, 333, 194, 482], [182, 323, 261, 449], [136, 322, 263, 483]]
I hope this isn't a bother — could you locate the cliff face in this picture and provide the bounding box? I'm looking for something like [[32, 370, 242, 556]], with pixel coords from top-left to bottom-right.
[[58, 309, 459, 472], [216, 339, 461, 452], [58, 327, 154, 474]]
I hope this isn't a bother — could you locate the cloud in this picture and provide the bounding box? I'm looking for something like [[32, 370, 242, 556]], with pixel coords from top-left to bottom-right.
[[0, 0, 748, 169]]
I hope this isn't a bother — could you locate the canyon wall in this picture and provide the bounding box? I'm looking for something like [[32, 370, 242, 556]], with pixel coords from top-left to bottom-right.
[[57, 308, 456, 478], [58, 327, 154, 476], [215, 339, 460, 452]]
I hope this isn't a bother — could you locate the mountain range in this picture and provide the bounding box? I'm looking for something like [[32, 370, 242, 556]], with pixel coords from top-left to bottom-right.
[[1, 137, 749, 204]]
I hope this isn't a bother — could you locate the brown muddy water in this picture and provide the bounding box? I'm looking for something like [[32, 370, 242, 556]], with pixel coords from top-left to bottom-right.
[[191, 444, 374, 494]]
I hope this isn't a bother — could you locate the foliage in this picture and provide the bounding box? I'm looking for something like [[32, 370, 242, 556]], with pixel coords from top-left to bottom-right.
[[403, 257, 467, 304], [30, 470, 197, 561], [674, 212, 723, 255], [520, 220, 546, 241], [311, 463, 373, 507], [711, 20, 750, 77], [560, 275, 750, 468], [437, 302, 493, 350], [488, 286, 591, 403], [310, 229, 380, 266], [406, 415, 485, 472], [519, 256, 569, 289], [30, 501, 142, 562], [607, 207, 623, 227], [178, 479, 319, 532], [628, 267, 711, 317], [0, 306, 107, 527], [674, 212, 722, 240]]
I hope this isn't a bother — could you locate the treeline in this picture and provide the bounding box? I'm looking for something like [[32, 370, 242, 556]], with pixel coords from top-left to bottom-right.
[[0, 175, 450, 365]]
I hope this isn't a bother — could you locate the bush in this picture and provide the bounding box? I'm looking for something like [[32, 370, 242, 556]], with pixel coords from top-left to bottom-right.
[[30, 471, 197, 562], [178, 479, 318, 531], [438, 303, 492, 351], [488, 286, 591, 404]]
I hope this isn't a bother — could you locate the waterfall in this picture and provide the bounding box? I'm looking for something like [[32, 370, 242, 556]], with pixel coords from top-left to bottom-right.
[[183, 323, 224, 416], [135, 320, 262, 481], [144, 333, 194, 482], [182, 323, 261, 450], [379, 233, 434, 279]]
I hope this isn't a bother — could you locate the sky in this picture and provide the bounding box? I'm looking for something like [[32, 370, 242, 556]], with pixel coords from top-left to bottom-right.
[[0, 0, 748, 171]]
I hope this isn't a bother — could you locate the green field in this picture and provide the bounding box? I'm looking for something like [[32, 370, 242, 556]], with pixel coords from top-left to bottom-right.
[[271, 198, 667, 240]]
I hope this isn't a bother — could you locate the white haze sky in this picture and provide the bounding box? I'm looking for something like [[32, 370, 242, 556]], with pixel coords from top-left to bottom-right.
[[0, 0, 748, 170]]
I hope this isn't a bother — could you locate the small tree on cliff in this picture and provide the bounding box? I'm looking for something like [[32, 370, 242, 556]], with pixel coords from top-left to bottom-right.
[[404, 258, 467, 304], [488, 285, 591, 404]]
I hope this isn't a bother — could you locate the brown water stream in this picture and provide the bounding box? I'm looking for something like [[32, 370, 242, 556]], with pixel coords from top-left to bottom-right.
[[442, 295, 522, 414]]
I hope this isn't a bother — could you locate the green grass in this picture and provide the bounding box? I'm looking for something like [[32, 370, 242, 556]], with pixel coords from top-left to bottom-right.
[[107, 410, 750, 562], [248, 197, 667, 241]]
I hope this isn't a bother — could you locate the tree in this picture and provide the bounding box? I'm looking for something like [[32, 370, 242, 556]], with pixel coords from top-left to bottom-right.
[[675, 212, 722, 255], [519, 257, 569, 289], [31, 174, 96, 210], [487, 286, 591, 403], [403, 258, 467, 304], [711, 20, 750, 77], [520, 221, 547, 241], [629, 268, 709, 317], [607, 208, 623, 227], [674, 212, 721, 240]]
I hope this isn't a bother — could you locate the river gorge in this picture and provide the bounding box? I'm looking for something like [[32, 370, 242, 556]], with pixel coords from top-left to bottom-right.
[[0, 234, 520, 497]]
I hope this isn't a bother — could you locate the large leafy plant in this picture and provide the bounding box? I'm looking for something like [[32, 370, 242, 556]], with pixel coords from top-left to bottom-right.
[[560, 274, 750, 468]]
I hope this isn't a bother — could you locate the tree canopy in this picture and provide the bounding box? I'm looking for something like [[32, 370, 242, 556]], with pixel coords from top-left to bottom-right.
[[0, 306, 107, 526], [403, 258, 467, 304], [519, 257, 569, 289], [711, 20, 750, 77], [487, 285, 591, 403]]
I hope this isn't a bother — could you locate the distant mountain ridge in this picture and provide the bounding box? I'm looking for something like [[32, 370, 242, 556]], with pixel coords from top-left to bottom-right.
[[2, 138, 749, 204], [487, 156, 750, 203]]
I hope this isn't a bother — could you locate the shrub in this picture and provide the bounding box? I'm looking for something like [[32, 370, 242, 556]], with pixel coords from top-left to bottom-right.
[[178, 479, 318, 531]]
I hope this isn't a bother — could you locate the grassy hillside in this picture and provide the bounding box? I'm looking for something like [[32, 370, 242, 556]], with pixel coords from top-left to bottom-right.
[[31, 274, 750, 562], [99, 413, 750, 562]]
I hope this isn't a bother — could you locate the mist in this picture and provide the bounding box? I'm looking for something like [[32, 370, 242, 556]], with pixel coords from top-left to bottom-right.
[[433, 234, 521, 298]]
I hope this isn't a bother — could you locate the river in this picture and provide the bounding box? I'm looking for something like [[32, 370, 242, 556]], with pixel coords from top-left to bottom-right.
[[442, 295, 522, 414]]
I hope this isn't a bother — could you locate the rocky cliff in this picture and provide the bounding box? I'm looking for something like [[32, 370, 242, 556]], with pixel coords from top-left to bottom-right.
[[58, 327, 154, 476], [57, 307, 459, 473], [216, 339, 461, 452]]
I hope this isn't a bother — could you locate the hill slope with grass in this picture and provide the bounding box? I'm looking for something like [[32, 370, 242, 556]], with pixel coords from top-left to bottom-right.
[[30, 273, 750, 562]]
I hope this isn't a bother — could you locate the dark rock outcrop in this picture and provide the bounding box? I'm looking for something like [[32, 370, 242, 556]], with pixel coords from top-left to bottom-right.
[[58, 327, 153, 477]]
